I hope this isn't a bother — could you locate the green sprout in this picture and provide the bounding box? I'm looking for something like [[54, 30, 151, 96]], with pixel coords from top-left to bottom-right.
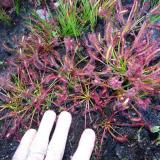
[[81, 0, 100, 31], [56, 0, 81, 37], [56, 0, 100, 37], [151, 126, 160, 145], [0, 9, 11, 25], [150, 14, 160, 23], [13, 0, 21, 15]]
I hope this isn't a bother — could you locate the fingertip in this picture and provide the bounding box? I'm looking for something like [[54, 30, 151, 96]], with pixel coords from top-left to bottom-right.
[[80, 128, 96, 147], [20, 129, 37, 144], [72, 128, 96, 160], [83, 128, 95, 137], [59, 111, 72, 122], [82, 128, 96, 141], [37, 110, 56, 131], [26, 129, 37, 134], [43, 110, 56, 119], [26, 110, 56, 160]]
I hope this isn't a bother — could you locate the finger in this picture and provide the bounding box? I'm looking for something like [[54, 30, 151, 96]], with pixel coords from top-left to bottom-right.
[[45, 111, 72, 160], [72, 129, 96, 160], [12, 129, 37, 160], [26, 110, 56, 160]]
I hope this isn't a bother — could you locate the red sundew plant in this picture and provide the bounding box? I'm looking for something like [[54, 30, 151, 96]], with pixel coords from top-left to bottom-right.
[[0, 1, 160, 157], [88, 1, 160, 154]]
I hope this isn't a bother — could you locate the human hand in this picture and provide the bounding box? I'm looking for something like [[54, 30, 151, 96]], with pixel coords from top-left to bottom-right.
[[12, 111, 96, 160]]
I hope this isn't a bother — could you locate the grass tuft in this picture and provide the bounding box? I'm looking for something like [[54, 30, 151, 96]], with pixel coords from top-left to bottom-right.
[[0, 9, 11, 25], [56, 0, 100, 37]]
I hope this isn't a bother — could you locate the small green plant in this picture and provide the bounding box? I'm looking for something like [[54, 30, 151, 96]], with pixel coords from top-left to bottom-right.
[[0, 9, 11, 25], [151, 126, 160, 145], [80, 0, 100, 31], [56, 0, 80, 37], [56, 0, 100, 37], [13, 0, 21, 15], [150, 14, 160, 23]]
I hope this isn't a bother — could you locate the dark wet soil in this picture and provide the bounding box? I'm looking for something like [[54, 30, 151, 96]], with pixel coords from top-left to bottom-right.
[[0, 2, 30, 75], [0, 139, 18, 160], [0, 1, 160, 160]]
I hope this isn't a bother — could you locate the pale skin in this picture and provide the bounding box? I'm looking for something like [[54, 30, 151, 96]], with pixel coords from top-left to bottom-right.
[[12, 110, 96, 160]]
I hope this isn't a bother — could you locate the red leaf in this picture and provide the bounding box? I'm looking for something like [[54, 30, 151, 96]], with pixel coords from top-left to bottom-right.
[[113, 135, 128, 142], [88, 33, 102, 52], [64, 37, 75, 53]]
